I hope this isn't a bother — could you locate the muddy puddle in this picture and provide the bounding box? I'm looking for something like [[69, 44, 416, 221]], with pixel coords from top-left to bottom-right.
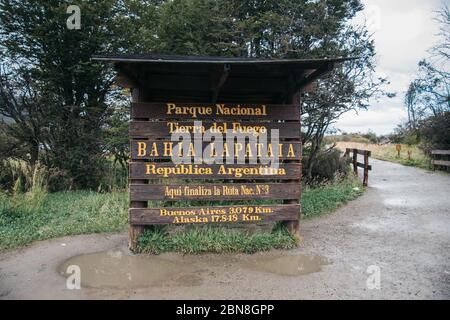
[[59, 249, 200, 289], [59, 249, 330, 289]]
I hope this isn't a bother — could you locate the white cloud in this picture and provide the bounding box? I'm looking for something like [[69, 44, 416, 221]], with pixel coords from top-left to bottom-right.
[[334, 0, 443, 135]]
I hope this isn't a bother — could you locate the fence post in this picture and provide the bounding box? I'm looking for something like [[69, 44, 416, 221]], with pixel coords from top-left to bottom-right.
[[431, 152, 436, 171], [363, 151, 369, 187], [353, 149, 358, 175]]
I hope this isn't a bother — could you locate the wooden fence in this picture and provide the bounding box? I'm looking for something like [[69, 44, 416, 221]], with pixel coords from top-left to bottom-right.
[[345, 148, 372, 187], [431, 150, 450, 170]]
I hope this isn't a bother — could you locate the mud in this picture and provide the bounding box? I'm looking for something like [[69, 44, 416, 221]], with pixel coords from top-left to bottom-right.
[[1, 158, 449, 299], [58, 249, 328, 289], [59, 250, 196, 289]]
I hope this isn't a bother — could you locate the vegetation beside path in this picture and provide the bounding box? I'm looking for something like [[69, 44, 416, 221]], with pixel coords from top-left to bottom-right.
[[334, 141, 432, 170], [0, 176, 363, 252]]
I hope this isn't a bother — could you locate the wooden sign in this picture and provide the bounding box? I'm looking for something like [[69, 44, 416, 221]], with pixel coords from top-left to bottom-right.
[[130, 121, 301, 138], [130, 183, 301, 201], [132, 102, 300, 120], [129, 102, 301, 229], [130, 163, 301, 180], [130, 140, 302, 160], [130, 204, 300, 224]]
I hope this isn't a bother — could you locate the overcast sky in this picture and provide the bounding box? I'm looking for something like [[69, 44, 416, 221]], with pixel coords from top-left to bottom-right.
[[333, 0, 445, 135]]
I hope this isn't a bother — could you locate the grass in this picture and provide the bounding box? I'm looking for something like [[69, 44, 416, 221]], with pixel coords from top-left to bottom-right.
[[301, 175, 363, 219], [0, 175, 363, 252], [137, 224, 297, 254], [335, 141, 432, 170], [0, 190, 128, 250]]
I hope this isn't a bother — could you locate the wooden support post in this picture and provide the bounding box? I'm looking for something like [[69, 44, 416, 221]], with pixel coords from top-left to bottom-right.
[[283, 204, 300, 240], [353, 149, 358, 175], [282, 90, 301, 241], [363, 151, 369, 187], [129, 225, 145, 250], [129, 87, 147, 251]]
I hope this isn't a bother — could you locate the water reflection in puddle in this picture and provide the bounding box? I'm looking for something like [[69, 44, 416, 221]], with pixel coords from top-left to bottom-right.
[[59, 249, 198, 289], [59, 249, 330, 289]]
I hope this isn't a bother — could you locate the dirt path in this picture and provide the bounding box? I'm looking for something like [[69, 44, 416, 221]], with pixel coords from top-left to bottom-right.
[[1, 159, 449, 299]]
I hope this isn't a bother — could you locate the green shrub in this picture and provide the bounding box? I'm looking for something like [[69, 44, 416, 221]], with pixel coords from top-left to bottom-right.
[[304, 148, 350, 184], [419, 112, 450, 152]]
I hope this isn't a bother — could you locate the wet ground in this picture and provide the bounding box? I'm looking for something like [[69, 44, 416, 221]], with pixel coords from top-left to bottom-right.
[[58, 250, 330, 289], [1, 159, 449, 299]]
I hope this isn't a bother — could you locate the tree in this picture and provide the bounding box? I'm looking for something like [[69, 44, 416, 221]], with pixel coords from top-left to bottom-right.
[[1, 0, 391, 187], [405, 82, 418, 130], [155, 0, 239, 55], [154, 0, 391, 179], [0, 66, 48, 164], [405, 4, 450, 127], [103, 98, 131, 170], [0, 0, 159, 189]]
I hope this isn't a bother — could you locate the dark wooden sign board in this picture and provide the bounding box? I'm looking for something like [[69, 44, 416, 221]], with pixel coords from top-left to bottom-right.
[[92, 54, 345, 249], [129, 102, 302, 238], [131, 140, 302, 160]]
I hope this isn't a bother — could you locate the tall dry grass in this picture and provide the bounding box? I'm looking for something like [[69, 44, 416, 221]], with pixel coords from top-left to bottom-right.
[[6, 160, 48, 213], [335, 142, 431, 169]]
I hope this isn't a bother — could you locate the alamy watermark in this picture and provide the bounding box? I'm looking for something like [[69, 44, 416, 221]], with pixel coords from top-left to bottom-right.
[[366, 265, 381, 290], [66, 265, 81, 290], [66, 5, 81, 30], [168, 120, 280, 170]]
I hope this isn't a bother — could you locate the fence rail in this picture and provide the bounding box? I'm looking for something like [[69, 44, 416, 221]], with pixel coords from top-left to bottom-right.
[[431, 150, 450, 170], [345, 148, 372, 187]]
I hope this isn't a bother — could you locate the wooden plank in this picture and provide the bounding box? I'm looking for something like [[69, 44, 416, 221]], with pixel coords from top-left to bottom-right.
[[431, 150, 450, 155], [346, 148, 371, 157], [282, 91, 301, 237], [132, 102, 300, 120], [431, 160, 450, 167], [132, 74, 290, 93], [129, 87, 146, 250], [133, 92, 278, 104], [356, 149, 371, 156], [129, 162, 301, 180], [130, 183, 301, 201], [357, 162, 372, 170], [130, 121, 301, 139], [131, 140, 302, 160], [130, 204, 300, 225]]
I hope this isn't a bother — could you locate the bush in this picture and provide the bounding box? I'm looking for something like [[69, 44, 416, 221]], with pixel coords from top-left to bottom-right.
[[388, 123, 419, 145], [98, 160, 128, 192], [303, 148, 350, 184], [361, 131, 379, 144], [0, 160, 15, 191], [419, 112, 450, 152]]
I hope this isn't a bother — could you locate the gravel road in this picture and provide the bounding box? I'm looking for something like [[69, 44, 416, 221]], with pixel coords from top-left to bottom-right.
[[1, 159, 449, 299]]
